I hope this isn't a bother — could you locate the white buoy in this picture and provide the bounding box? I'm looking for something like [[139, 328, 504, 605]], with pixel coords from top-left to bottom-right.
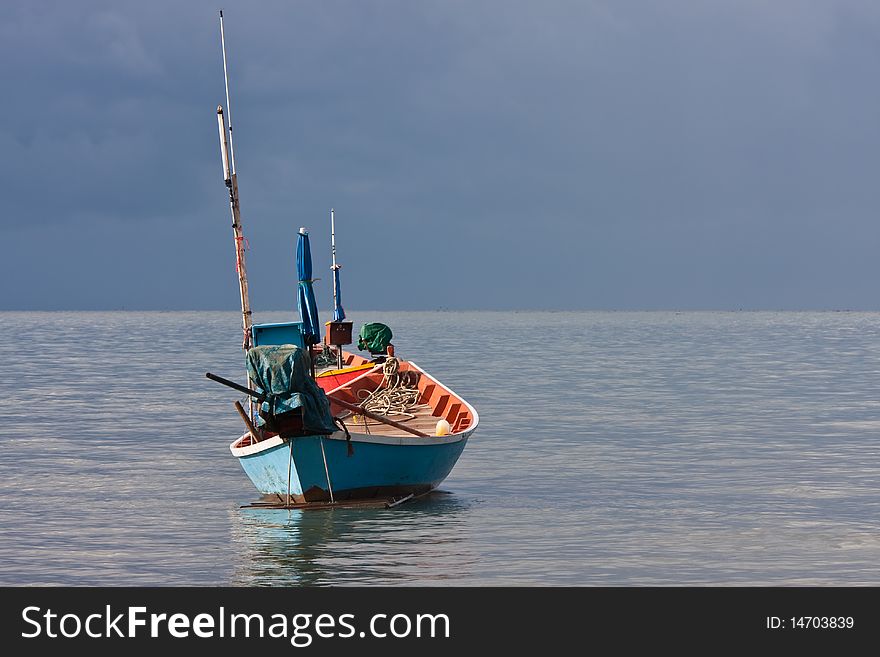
[[435, 419, 451, 436]]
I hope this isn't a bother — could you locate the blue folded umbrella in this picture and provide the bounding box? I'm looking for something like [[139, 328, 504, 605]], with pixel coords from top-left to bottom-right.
[[296, 228, 320, 344]]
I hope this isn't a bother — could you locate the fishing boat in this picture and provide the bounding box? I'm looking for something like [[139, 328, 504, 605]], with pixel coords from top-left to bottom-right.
[[207, 13, 478, 507]]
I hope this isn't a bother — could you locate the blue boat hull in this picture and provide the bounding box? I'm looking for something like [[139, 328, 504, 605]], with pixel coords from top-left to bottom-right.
[[232, 431, 471, 503]]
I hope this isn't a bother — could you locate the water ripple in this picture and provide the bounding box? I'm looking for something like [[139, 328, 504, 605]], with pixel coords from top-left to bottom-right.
[[2, 311, 880, 585]]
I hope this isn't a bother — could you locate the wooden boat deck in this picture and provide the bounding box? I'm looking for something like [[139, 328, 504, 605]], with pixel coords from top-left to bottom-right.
[[337, 404, 442, 437], [233, 354, 474, 447], [327, 358, 474, 437]]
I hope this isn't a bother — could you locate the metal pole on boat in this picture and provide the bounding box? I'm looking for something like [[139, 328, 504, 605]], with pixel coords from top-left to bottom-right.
[[330, 208, 343, 370], [331, 208, 338, 299], [219, 10, 237, 175], [319, 438, 335, 504], [287, 440, 293, 508], [217, 105, 253, 352], [217, 12, 252, 351]]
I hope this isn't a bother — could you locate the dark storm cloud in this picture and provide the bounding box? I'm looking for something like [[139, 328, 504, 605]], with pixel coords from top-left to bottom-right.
[[3, 0, 880, 309]]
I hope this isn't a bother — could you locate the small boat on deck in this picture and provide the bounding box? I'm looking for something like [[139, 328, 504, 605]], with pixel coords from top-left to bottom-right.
[[206, 13, 477, 507]]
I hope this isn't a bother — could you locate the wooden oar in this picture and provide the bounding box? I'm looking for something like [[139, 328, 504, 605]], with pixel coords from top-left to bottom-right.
[[234, 400, 260, 443], [206, 372, 264, 400], [328, 396, 429, 438]]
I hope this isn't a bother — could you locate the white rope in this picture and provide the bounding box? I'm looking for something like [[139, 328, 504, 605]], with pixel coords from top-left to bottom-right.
[[356, 357, 427, 421]]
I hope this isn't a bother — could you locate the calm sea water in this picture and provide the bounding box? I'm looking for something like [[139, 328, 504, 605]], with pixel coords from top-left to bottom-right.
[[1, 310, 880, 586]]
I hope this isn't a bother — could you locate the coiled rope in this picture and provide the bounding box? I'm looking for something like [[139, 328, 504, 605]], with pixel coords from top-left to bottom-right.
[[356, 357, 426, 420]]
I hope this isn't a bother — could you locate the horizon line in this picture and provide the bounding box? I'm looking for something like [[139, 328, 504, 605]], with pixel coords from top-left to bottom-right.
[[1, 308, 878, 313]]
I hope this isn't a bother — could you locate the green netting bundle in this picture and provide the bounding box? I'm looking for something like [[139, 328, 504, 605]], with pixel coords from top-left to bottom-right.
[[357, 322, 393, 355]]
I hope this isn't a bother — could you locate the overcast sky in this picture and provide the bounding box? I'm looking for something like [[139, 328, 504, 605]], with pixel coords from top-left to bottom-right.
[[2, 0, 880, 310]]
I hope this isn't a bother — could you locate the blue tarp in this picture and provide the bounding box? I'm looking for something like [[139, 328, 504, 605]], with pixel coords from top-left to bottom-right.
[[246, 345, 337, 435]]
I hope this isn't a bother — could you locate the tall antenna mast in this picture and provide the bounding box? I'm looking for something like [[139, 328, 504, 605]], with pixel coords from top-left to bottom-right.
[[219, 10, 236, 175], [217, 10, 252, 353], [329, 208, 348, 370], [331, 207, 339, 309]]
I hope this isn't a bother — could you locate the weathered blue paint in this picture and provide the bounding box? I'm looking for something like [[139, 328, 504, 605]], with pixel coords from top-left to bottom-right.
[[292, 435, 468, 494], [237, 439, 303, 497]]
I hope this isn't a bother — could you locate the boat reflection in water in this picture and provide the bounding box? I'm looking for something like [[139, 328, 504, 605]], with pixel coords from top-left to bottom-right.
[[228, 492, 475, 586]]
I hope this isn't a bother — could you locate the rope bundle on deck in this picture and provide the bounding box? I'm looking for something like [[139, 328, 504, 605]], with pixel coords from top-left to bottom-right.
[[356, 357, 425, 420]]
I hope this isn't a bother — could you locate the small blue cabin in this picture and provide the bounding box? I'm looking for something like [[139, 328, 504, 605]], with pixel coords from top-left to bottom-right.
[[251, 321, 306, 349]]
